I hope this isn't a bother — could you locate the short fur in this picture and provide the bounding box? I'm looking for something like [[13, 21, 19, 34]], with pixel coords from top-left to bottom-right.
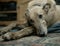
[[0, 0, 60, 41]]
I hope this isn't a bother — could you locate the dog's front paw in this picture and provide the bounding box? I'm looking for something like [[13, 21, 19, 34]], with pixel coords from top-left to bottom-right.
[[2, 32, 12, 41]]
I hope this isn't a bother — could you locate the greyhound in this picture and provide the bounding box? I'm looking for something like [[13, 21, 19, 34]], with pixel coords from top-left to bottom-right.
[[0, 0, 60, 41]]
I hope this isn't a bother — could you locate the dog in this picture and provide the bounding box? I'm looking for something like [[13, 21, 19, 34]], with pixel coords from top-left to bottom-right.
[[0, 0, 60, 41], [2, 26, 33, 40], [26, 0, 57, 36]]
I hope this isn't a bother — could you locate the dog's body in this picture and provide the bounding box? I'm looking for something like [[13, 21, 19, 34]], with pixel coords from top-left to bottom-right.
[[0, 0, 60, 41]]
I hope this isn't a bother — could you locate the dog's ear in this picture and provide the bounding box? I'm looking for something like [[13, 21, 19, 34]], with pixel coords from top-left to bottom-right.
[[43, 0, 56, 14], [25, 9, 32, 26], [25, 9, 29, 17], [48, 0, 56, 9], [43, 3, 51, 14], [25, 9, 30, 19], [53, 0, 56, 10]]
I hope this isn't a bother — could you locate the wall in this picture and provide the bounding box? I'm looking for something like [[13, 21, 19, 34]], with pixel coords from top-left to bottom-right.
[[17, 0, 32, 25]]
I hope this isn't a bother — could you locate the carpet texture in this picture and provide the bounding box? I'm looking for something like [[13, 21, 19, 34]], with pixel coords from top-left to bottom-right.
[[0, 33, 60, 46]]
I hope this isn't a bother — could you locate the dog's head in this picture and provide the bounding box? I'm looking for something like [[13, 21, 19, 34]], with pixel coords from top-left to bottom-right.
[[25, 0, 56, 36]]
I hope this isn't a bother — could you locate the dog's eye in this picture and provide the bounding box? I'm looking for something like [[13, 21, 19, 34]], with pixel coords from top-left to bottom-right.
[[28, 19, 34, 26], [30, 19, 34, 23], [39, 15, 43, 18]]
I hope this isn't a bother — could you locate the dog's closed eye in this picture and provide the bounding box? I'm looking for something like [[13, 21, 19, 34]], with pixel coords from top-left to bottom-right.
[[30, 19, 34, 23]]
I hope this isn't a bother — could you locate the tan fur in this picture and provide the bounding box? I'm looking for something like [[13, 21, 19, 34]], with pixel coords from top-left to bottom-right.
[[26, 0, 60, 35], [2, 27, 33, 40], [0, 22, 17, 36], [0, 0, 60, 41]]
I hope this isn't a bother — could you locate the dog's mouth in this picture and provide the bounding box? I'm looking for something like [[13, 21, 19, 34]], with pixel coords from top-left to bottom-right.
[[36, 29, 46, 37]]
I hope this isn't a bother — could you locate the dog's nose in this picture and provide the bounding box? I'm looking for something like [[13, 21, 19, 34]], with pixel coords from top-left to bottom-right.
[[40, 33, 46, 37], [38, 32, 47, 37], [37, 31, 47, 37]]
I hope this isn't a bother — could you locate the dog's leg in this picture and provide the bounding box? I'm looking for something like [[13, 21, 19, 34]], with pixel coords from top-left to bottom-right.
[[0, 22, 17, 36], [2, 26, 33, 40]]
